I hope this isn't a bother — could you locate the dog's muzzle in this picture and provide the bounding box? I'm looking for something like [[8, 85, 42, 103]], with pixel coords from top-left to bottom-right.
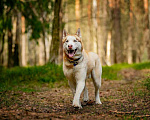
[[67, 49, 77, 58]]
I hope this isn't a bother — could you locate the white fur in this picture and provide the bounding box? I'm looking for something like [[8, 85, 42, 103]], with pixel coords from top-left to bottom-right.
[[63, 29, 102, 108]]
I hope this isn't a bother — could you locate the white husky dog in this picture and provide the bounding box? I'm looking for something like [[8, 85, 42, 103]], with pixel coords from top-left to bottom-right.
[[63, 28, 102, 108]]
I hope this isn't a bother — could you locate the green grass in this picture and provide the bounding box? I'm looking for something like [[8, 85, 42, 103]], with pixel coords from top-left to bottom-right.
[[102, 62, 150, 80], [102, 63, 133, 80], [144, 77, 150, 93], [0, 63, 67, 92], [131, 62, 150, 70], [0, 62, 150, 92], [102, 64, 128, 80]]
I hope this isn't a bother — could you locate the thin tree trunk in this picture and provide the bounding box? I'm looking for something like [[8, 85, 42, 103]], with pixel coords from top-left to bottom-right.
[[92, 0, 97, 53], [49, 0, 62, 64], [106, 31, 112, 66], [0, 32, 5, 65], [21, 16, 26, 66], [96, 0, 103, 63], [97, 0, 108, 65], [75, 0, 80, 29], [148, 0, 150, 59], [14, 12, 21, 66], [108, 0, 114, 64], [143, 0, 149, 61], [42, 27, 47, 64], [108, 0, 115, 64], [88, 0, 93, 51], [8, 27, 13, 68], [96, 0, 100, 55], [58, 6, 64, 64], [113, 0, 122, 63], [134, 0, 145, 63], [39, 38, 44, 65], [103, 0, 109, 64], [126, 0, 134, 64]]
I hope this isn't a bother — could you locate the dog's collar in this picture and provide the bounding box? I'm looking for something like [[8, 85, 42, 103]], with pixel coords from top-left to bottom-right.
[[68, 55, 83, 66]]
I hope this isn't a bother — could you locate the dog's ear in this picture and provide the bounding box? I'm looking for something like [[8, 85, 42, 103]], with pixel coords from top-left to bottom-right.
[[76, 28, 82, 38], [63, 29, 67, 39]]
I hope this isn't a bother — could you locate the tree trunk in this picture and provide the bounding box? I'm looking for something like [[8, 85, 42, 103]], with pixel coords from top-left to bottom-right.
[[126, 0, 133, 64], [42, 26, 47, 64], [87, 0, 93, 51], [58, 6, 64, 64], [134, 0, 145, 63], [96, 0, 108, 65], [39, 38, 44, 65], [75, 0, 80, 29], [14, 12, 21, 66], [8, 27, 14, 68], [49, 0, 62, 64], [113, 0, 122, 63], [96, 0, 103, 63], [21, 16, 26, 66], [92, 0, 98, 53], [0, 32, 5, 65], [96, 0, 100, 55], [106, 31, 112, 66], [148, 0, 150, 59]]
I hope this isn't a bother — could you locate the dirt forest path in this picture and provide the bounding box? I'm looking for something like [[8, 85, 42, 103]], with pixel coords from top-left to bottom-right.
[[0, 69, 150, 120]]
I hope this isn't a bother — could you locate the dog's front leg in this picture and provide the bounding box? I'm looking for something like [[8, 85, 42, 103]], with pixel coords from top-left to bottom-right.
[[73, 70, 86, 109], [73, 80, 85, 108]]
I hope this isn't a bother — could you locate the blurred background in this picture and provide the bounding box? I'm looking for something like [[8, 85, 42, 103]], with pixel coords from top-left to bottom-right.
[[0, 0, 150, 67]]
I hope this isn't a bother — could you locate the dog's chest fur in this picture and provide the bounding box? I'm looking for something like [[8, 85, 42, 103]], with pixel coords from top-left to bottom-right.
[[63, 50, 97, 81]]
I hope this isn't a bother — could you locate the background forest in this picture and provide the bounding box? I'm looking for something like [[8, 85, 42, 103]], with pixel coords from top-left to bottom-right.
[[0, 0, 150, 67], [0, 0, 150, 119]]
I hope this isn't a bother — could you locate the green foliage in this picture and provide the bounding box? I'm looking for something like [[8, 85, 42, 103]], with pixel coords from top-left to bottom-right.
[[131, 62, 150, 70], [102, 66, 120, 80], [0, 62, 150, 92], [0, 63, 66, 92], [0, 0, 54, 41], [144, 78, 150, 92], [102, 62, 150, 80], [102, 63, 131, 80], [22, 0, 54, 40]]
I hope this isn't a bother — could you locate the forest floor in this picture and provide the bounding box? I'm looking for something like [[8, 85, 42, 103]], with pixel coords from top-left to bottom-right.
[[0, 68, 150, 120]]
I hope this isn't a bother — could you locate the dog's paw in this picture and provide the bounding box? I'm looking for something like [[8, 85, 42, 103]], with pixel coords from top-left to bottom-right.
[[73, 105, 82, 109], [95, 100, 102, 104], [83, 98, 89, 102], [72, 103, 82, 109]]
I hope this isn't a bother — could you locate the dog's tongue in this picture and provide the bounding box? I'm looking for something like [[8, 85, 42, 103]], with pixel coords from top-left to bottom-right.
[[68, 52, 74, 58]]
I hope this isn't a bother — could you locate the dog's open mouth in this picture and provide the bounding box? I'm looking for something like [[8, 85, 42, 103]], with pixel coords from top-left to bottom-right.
[[68, 49, 77, 58]]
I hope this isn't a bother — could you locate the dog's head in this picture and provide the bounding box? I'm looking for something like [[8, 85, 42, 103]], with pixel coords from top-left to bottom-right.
[[62, 28, 83, 59]]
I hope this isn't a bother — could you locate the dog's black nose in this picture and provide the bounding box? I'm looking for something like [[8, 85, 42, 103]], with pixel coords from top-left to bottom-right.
[[68, 45, 72, 49]]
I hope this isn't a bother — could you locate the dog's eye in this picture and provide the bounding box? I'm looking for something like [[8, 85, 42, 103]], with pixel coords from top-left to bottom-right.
[[66, 40, 69, 42], [74, 40, 77, 42]]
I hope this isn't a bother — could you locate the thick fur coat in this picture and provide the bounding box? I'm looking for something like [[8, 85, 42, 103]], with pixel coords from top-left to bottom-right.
[[63, 28, 102, 108]]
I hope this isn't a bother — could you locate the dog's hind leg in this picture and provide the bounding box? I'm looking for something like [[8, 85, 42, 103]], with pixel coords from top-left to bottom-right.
[[83, 82, 89, 102], [91, 60, 102, 104], [68, 80, 76, 97]]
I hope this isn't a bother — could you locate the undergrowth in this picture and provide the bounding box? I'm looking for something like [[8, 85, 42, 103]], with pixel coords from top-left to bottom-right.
[[0, 63, 67, 92], [0, 62, 150, 92], [144, 77, 150, 93], [102, 62, 150, 80]]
